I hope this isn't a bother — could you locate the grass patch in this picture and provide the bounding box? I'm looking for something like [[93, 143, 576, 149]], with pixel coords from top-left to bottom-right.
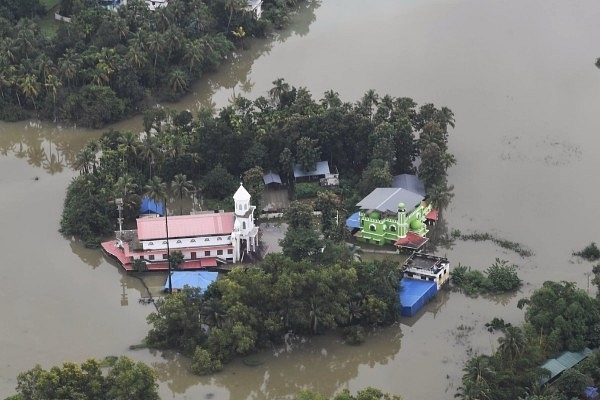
[[455, 231, 533, 257]]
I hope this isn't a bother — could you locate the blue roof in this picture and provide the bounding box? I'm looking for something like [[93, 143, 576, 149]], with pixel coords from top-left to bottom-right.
[[293, 161, 330, 178], [141, 197, 164, 216], [263, 171, 282, 185], [399, 278, 437, 317], [346, 211, 360, 229], [165, 271, 218, 292], [392, 174, 425, 197]]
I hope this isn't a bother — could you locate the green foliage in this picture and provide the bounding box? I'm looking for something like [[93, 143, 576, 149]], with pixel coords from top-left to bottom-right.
[[60, 174, 114, 245], [280, 227, 324, 262], [295, 182, 322, 199], [519, 281, 600, 352], [343, 325, 366, 345], [485, 258, 522, 292], [14, 357, 158, 400], [294, 387, 402, 400], [190, 347, 223, 375], [284, 200, 316, 229], [456, 231, 534, 257], [452, 259, 521, 296], [573, 242, 600, 261]]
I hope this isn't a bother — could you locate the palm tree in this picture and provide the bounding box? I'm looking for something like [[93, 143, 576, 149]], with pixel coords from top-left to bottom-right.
[[44, 74, 62, 122], [269, 78, 290, 107], [18, 73, 41, 110], [145, 31, 165, 81], [73, 147, 95, 174], [170, 173, 194, 214], [182, 39, 205, 73], [167, 68, 189, 95], [118, 131, 140, 167], [115, 173, 139, 200], [139, 135, 160, 178], [497, 326, 526, 366], [58, 49, 81, 87], [145, 176, 168, 205]]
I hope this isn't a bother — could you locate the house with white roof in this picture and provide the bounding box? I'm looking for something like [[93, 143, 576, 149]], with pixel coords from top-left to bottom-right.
[[102, 183, 258, 271]]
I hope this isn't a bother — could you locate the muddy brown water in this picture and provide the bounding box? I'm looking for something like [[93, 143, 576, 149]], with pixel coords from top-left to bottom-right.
[[2, 0, 600, 398]]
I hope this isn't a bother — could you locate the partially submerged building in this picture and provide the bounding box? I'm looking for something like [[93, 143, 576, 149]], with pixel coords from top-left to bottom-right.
[[102, 184, 258, 271], [398, 252, 450, 317]]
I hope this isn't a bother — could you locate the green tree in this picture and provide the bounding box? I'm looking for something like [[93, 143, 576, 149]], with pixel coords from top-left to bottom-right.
[[105, 356, 159, 400], [170, 173, 194, 214], [284, 200, 315, 230], [358, 159, 392, 196]]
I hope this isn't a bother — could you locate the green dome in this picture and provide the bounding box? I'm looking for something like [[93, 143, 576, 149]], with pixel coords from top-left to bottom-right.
[[398, 202, 405, 210], [410, 219, 423, 230]]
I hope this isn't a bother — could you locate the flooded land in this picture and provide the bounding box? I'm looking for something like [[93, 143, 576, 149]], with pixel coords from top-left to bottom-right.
[[1, 0, 600, 398]]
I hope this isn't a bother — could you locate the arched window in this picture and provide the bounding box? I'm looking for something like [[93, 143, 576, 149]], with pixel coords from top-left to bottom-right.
[[243, 221, 246, 230], [190, 239, 196, 243], [176, 240, 182, 244], [390, 225, 397, 232], [369, 224, 376, 232]]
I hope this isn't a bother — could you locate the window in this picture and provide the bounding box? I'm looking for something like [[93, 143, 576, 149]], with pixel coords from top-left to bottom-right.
[[217, 237, 222, 241], [205, 238, 210, 242], [369, 224, 376, 232], [162, 254, 168, 260], [162, 241, 167, 244], [149, 255, 155, 261], [149, 242, 154, 245], [217, 250, 223, 256], [190, 239, 196, 243], [176, 240, 182, 244], [139, 255, 144, 260], [191, 252, 196, 259], [227, 249, 233, 254], [227, 236, 231, 240], [205, 251, 210, 256], [243, 222, 246, 229], [390, 225, 396, 232]]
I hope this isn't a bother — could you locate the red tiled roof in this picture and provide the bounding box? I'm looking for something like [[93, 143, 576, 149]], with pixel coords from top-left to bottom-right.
[[137, 213, 235, 240], [426, 209, 438, 221], [394, 232, 429, 250]]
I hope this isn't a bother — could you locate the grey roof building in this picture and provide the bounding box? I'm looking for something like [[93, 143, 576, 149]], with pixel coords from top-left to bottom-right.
[[392, 174, 425, 197], [356, 187, 424, 214], [293, 161, 331, 179]]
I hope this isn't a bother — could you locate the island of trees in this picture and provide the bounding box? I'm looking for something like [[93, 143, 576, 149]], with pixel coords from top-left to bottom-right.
[[0, 0, 309, 126]]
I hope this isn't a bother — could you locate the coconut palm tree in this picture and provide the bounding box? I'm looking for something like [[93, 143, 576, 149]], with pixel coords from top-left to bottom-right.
[[497, 326, 526, 366], [144, 176, 168, 206], [44, 74, 62, 122], [170, 173, 194, 214]]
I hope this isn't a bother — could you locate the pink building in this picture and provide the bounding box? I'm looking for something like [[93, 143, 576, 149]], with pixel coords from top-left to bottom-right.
[[102, 184, 258, 271]]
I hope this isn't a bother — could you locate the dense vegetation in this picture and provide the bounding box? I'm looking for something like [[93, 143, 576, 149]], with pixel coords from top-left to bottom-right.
[[60, 84, 455, 245], [145, 254, 403, 373], [7, 356, 159, 400], [455, 270, 600, 400], [0, 0, 306, 126], [451, 258, 522, 297]]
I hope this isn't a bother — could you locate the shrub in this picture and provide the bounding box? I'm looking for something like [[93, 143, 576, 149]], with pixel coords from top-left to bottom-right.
[[486, 258, 521, 292], [191, 347, 223, 375], [343, 325, 366, 345], [295, 182, 322, 199], [574, 242, 600, 261]]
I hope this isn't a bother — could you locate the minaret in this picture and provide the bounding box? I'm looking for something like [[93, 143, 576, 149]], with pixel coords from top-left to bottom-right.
[[232, 183, 258, 262], [397, 202, 408, 238]]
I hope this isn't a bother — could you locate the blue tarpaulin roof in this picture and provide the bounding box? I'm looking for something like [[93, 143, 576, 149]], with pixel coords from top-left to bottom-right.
[[346, 211, 360, 229], [398, 278, 437, 317], [165, 271, 218, 292], [140, 197, 164, 216]]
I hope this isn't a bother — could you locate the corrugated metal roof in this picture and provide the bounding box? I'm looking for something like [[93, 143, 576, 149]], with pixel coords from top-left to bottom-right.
[[263, 171, 282, 185], [556, 348, 593, 369], [540, 359, 566, 383], [293, 161, 330, 178], [392, 174, 426, 197], [137, 212, 234, 240], [356, 188, 424, 214]]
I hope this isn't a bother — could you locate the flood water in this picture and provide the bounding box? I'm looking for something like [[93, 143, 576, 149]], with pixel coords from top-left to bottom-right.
[[2, 0, 600, 398]]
